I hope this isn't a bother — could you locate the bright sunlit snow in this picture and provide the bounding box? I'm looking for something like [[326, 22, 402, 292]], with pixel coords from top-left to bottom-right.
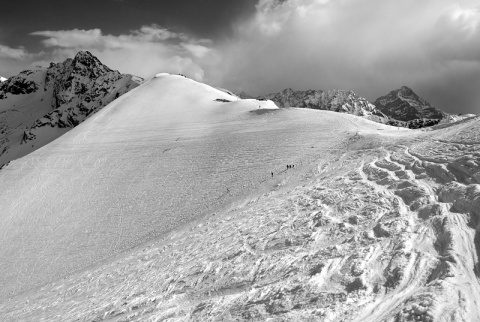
[[0, 73, 409, 299]]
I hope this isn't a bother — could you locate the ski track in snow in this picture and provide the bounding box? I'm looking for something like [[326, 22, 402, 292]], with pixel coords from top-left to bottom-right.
[[1, 76, 479, 321]]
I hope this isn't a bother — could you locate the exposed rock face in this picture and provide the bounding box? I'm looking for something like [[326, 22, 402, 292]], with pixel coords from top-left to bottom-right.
[[0, 51, 143, 167], [439, 113, 477, 125], [386, 118, 442, 129], [0, 71, 39, 97], [374, 86, 445, 121], [31, 51, 142, 129], [261, 88, 384, 117], [238, 91, 254, 99]]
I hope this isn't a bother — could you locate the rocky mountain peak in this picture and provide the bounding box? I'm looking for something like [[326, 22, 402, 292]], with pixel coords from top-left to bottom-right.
[[238, 91, 253, 99], [73, 50, 96, 62], [374, 86, 445, 122], [40, 51, 141, 126], [72, 51, 112, 75], [0, 51, 142, 168], [398, 85, 414, 96]]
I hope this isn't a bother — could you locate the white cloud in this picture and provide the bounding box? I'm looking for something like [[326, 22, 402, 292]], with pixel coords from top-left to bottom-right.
[[31, 29, 103, 48], [2, 1, 480, 114], [0, 44, 28, 60], [209, 0, 480, 114], [133, 25, 187, 41], [0, 44, 41, 77], [427, 5, 480, 62], [180, 43, 212, 58], [28, 25, 217, 81]]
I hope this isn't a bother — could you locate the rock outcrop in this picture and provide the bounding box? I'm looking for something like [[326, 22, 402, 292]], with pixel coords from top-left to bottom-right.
[[385, 118, 442, 129], [374, 86, 445, 121], [0, 71, 39, 97], [29, 51, 143, 130], [0, 51, 143, 167], [261, 88, 384, 117]]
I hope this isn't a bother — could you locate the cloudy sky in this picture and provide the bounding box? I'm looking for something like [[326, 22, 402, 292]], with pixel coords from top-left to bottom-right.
[[1, 0, 479, 114]]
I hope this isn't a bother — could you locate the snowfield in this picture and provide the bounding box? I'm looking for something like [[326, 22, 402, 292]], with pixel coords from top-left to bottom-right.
[[1, 74, 479, 321], [0, 74, 407, 300]]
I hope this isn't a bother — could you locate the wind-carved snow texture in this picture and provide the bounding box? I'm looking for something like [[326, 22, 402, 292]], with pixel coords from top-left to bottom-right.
[[0, 51, 142, 168], [1, 76, 480, 321]]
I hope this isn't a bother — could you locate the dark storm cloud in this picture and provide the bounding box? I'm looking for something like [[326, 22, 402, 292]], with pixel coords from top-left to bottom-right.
[[209, 0, 480, 114], [28, 25, 216, 80], [0, 0, 479, 114], [0, 0, 256, 80], [0, 0, 257, 49]]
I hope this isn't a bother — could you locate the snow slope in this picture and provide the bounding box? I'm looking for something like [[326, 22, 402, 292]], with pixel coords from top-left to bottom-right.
[[2, 112, 479, 321], [0, 76, 7, 82], [0, 73, 410, 302]]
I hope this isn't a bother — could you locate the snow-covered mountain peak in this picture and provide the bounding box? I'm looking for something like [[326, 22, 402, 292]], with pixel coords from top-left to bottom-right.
[[0, 51, 142, 168], [73, 50, 101, 64], [260, 87, 381, 117], [0, 76, 7, 82], [154, 72, 171, 78], [398, 85, 414, 95], [72, 50, 113, 76]]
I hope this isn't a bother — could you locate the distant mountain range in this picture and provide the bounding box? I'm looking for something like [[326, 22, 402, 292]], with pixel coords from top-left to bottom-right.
[[0, 51, 476, 169], [259, 88, 385, 118], [0, 51, 142, 168], [252, 85, 474, 129]]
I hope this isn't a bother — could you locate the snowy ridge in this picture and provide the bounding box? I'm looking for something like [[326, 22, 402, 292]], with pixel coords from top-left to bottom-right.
[[0, 76, 8, 82], [250, 86, 462, 130], [0, 73, 408, 304], [0, 51, 142, 167]]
